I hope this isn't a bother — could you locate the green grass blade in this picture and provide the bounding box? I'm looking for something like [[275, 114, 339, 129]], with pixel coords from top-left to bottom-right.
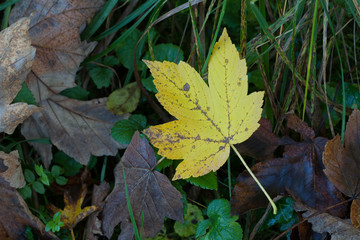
[[302, 0, 319, 120], [84, 0, 161, 63], [188, 1, 205, 69], [201, 0, 227, 75], [81, 0, 119, 40], [1, 5, 11, 30], [92, 0, 158, 41], [345, 0, 360, 28], [0, 0, 20, 11], [319, 0, 346, 143], [123, 166, 141, 240]]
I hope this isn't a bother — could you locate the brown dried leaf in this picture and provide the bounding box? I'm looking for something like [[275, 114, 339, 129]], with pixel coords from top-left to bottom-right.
[[84, 181, 110, 240], [0, 17, 39, 134], [235, 118, 283, 160], [0, 151, 25, 189], [351, 199, 360, 229], [323, 109, 360, 229], [294, 201, 360, 240], [22, 96, 127, 167], [102, 131, 183, 239], [231, 115, 345, 216], [323, 109, 360, 198], [0, 177, 57, 240], [9, 0, 104, 100], [9, 0, 129, 167], [286, 114, 315, 140]]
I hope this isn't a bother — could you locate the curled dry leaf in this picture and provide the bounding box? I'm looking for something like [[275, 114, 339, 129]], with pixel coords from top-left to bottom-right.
[[9, 0, 128, 167], [231, 114, 345, 216], [0, 151, 25, 189], [294, 201, 360, 240], [0, 177, 58, 240], [102, 131, 183, 239], [0, 17, 39, 134], [144, 29, 264, 179], [323, 109, 360, 228]]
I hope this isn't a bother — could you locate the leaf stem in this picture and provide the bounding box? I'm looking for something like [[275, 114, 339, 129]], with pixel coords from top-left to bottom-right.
[[230, 144, 277, 214], [227, 157, 231, 198]]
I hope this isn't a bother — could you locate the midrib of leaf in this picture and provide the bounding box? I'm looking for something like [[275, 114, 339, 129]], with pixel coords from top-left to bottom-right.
[[158, 69, 228, 142]]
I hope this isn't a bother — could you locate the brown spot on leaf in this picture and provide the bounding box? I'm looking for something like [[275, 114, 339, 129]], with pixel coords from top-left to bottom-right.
[[183, 83, 190, 91]]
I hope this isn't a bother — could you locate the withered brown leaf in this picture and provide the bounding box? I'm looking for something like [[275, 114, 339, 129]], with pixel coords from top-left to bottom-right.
[[0, 17, 39, 134], [0, 151, 25, 189], [235, 118, 284, 160], [323, 109, 360, 228], [294, 200, 360, 240], [231, 114, 345, 216], [0, 177, 57, 240], [102, 131, 183, 239], [9, 0, 128, 167]]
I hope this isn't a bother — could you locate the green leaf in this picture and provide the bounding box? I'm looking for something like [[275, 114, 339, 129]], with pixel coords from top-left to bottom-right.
[[19, 185, 32, 199], [54, 211, 62, 222], [174, 203, 204, 237], [32, 181, 45, 194], [155, 158, 172, 171], [39, 174, 50, 186], [45, 222, 53, 232], [141, 76, 157, 93], [34, 165, 44, 177], [24, 169, 35, 183], [196, 199, 243, 240], [60, 86, 89, 100], [25, 227, 34, 240], [207, 199, 231, 219], [111, 114, 147, 144], [53, 151, 83, 177], [89, 66, 113, 89], [144, 43, 184, 63], [13, 82, 37, 105], [55, 176, 68, 186], [87, 155, 98, 170], [104, 56, 120, 67], [106, 82, 141, 115], [260, 197, 298, 237], [115, 28, 144, 70], [195, 219, 211, 239], [186, 171, 218, 190], [51, 165, 62, 177]]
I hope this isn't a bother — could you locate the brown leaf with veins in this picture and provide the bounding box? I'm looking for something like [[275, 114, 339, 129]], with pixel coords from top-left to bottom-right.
[[294, 200, 360, 240], [231, 114, 345, 217], [0, 17, 39, 134], [323, 109, 360, 229], [0, 176, 57, 239], [102, 131, 183, 239], [9, 0, 128, 167], [0, 151, 25, 189]]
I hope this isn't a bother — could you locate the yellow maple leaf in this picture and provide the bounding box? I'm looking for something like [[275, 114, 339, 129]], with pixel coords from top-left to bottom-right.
[[144, 28, 278, 214], [144, 28, 264, 179]]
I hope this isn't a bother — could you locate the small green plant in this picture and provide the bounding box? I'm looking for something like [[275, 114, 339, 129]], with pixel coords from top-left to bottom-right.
[[195, 199, 243, 240], [19, 164, 67, 199], [45, 211, 65, 233]]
